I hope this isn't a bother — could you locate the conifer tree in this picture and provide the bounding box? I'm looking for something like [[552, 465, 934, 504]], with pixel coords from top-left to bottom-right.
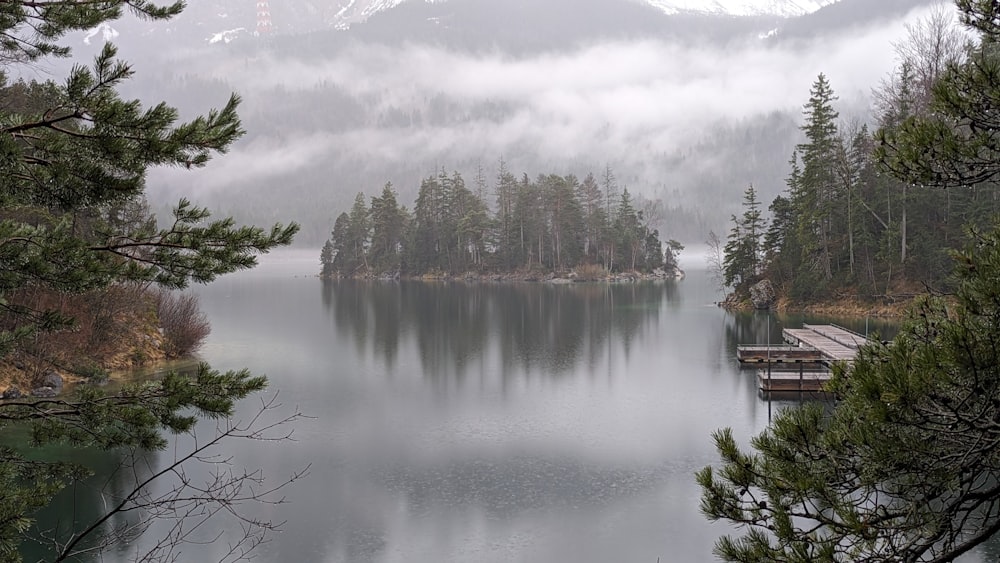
[[722, 185, 765, 293], [368, 184, 407, 274], [794, 73, 841, 284], [494, 158, 518, 271], [343, 192, 371, 274], [513, 174, 544, 268], [541, 174, 584, 270], [0, 2, 300, 559], [614, 188, 642, 272], [329, 212, 350, 275], [601, 166, 619, 271], [577, 172, 607, 264], [320, 239, 336, 277], [411, 174, 446, 273]]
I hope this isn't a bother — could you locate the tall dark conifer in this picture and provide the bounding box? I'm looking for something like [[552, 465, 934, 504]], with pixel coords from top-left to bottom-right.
[[723, 185, 765, 293], [577, 172, 606, 264], [368, 183, 407, 274], [793, 74, 841, 287]]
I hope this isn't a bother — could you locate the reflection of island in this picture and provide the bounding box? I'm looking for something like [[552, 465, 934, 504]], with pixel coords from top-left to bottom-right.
[[322, 281, 678, 378]]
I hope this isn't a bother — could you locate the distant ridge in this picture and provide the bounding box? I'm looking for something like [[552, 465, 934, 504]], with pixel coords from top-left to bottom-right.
[[638, 0, 839, 18]]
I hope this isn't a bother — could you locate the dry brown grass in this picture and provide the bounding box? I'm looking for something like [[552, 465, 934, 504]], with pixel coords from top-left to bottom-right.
[[573, 263, 608, 281]]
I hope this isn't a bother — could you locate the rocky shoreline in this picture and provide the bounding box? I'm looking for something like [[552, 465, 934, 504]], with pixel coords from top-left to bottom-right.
[[718, 292, 913, 318]]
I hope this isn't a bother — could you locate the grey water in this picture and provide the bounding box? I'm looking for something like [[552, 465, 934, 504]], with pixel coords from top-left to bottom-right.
[[26, 250, 999, 562]]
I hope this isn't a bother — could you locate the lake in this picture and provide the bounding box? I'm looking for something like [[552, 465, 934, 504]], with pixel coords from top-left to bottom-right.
[[25, 249, 1000, 562]]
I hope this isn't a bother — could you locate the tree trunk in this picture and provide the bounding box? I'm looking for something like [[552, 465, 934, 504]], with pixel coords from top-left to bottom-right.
[[901, 184, 907, 264]]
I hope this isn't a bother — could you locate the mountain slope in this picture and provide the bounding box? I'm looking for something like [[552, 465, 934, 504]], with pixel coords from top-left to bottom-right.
[[638, 0, 839, 17], [92, 0, 872, 51], [169, 0, 841, 39], [313, 0, 843, 29], [773, 0, 939, 39], [311, 0, 774, 53]]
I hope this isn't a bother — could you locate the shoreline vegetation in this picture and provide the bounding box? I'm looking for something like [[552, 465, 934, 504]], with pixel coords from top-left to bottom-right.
[[713, 62, 996, 324], [717, 292, 913, 318], [321, 265, 685, 283], [0, 287, 210, 400]]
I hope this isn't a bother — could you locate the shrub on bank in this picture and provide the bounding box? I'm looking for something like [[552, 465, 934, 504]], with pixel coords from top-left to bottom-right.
[[154, 289, 211, 358]]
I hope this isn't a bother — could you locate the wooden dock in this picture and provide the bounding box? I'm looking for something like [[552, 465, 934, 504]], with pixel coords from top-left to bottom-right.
[[739, 324, 870, 393], [736, 345, 823, 364], [782, 324, 867, 363]]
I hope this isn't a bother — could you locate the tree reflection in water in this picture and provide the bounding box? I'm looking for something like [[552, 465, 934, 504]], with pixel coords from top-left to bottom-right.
[[321, 281, 679, 381]]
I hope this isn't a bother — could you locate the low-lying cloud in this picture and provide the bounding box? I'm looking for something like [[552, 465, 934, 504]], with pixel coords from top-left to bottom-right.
[[144, 4, 937, 232]]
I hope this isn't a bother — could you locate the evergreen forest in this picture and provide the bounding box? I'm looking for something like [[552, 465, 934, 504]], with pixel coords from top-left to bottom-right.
[[719, 6, 995, 306]]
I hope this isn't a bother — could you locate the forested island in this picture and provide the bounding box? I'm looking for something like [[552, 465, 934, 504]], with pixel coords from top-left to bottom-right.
[[320, 167, 684, 280]]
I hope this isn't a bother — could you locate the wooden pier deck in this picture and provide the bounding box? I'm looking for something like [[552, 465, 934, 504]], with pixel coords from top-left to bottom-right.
[[739, 324, 871, 393], [781, 324, 867, 363], [736, 345, 824, 364]]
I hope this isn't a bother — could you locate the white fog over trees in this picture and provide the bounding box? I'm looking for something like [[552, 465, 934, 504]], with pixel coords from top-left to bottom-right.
[[58, 0, 944, 246]]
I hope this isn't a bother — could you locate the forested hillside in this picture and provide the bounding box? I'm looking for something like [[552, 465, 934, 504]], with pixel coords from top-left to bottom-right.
[[718, 5, 985, 306]]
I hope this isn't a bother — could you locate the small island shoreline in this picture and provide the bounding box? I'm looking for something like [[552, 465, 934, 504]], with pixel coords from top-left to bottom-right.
[[717, 293, 914, 318], [322, 266, 685, 284]]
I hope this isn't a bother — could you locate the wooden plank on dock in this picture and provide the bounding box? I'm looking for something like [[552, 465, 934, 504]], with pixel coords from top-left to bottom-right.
[[783, 328, 858, 362], [803, 324, 867, 349], [736, 345, 824, 363]]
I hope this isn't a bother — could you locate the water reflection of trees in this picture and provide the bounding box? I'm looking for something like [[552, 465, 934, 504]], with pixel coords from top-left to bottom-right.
[[322, 281, 678, 378]]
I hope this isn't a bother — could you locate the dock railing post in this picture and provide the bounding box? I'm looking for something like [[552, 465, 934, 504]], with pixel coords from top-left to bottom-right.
[[767, 314, 772, 389]]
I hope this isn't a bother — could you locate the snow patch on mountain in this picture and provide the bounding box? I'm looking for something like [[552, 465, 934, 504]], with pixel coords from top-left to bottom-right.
[[326, 0, 840, 28], [333, 0, 414, 29], [209, 28, 247, 44], [640, 0, 839, 17]]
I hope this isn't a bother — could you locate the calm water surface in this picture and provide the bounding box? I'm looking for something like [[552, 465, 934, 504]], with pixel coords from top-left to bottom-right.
[[191, 251, 759, 563], [27, 250, 1000, 562]]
